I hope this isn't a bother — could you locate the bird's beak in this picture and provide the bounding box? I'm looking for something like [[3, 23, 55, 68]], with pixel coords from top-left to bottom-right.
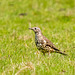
[[29, 28, 33, 30]]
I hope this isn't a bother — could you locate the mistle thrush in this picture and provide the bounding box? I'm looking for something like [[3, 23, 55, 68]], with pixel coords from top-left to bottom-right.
[[29, 27, 67, 56]]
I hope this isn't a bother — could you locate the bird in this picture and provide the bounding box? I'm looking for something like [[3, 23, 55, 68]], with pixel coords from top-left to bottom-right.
[[29, 27, 67, 56]]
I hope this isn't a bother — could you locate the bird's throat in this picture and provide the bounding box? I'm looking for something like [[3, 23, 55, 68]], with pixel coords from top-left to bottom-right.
[[35, 32, 43, 43]]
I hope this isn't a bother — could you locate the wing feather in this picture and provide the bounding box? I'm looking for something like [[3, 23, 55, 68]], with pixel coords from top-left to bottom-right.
[[43, 36, 60, 51]]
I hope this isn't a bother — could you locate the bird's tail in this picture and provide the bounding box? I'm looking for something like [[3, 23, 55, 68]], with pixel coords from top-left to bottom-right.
[[56, 51, 67, 56]]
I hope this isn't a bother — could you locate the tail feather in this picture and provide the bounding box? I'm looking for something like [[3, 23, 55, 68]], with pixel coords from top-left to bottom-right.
[[56, 51, 67, 56]]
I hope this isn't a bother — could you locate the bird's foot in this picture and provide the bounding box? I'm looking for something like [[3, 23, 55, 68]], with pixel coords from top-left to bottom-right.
[[43, 53, 45, 56], [48, 52, 51, 56], [34, 51, 40, 55]]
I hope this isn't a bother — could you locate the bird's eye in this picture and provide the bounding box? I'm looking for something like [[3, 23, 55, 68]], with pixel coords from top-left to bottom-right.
[[35, 28, 36, 30]]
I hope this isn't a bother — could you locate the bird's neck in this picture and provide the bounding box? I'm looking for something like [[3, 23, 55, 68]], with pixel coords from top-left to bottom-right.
[[35, 32, 42, 36], [35, 32, 43, 39]]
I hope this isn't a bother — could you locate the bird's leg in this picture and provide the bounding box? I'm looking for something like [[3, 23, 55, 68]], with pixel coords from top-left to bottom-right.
[[43, 52, 45, 56], [48, 51, 51, 56]]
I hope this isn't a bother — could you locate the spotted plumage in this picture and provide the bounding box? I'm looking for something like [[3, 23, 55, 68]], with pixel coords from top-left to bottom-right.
[[29, 27, 67, 56]]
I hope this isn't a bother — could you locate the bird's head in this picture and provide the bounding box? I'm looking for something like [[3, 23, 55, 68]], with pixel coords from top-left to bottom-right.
[[29, 27, 41, 34]]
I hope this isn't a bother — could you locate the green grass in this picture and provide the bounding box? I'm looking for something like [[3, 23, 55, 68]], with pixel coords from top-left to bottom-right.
[[0, 0, 75, 75]]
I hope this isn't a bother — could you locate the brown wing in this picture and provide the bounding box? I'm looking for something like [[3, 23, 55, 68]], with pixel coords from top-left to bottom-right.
[[43, 36, 60, 51]]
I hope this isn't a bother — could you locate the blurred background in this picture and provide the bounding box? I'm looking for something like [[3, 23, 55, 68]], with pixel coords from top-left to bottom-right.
[[0, 0, 75, 75]]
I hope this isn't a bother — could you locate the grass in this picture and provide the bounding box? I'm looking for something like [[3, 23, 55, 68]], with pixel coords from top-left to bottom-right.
[[0, 0, 75, 75]]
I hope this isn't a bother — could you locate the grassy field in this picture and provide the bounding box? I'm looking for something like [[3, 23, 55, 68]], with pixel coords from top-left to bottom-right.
[[0, 0, 75, 75]]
